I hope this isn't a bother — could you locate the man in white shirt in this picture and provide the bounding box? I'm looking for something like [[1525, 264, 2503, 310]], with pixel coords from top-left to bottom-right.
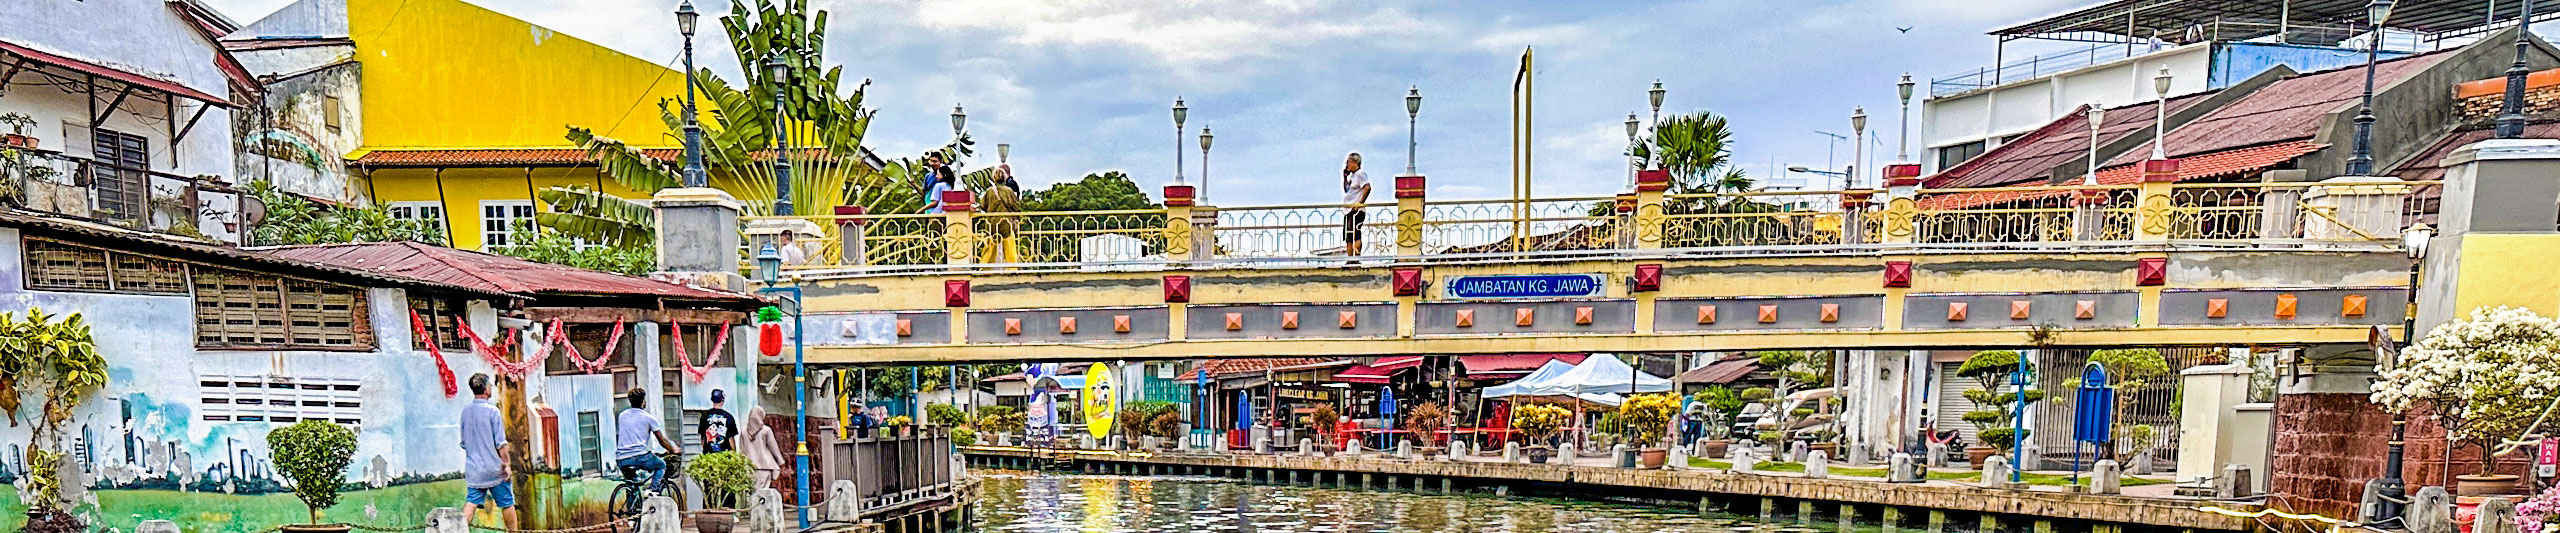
[[1341, 152, 1371, 257]]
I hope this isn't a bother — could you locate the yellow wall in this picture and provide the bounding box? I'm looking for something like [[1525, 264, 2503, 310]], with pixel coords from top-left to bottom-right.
[[347, 0, 697, 151], [366, 167, 648, 250], [2449, 234, 2560, 318]]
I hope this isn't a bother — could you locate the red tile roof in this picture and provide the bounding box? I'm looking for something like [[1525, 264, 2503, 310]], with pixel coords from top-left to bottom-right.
[[351, 148, 679, 167], [0, 39, 232, 107], [1927, 92, 2217, 189], [1674, 356, 1760, 384], [1918, 141, 2322, 210], [1194, 357, 1340, 377], [259, 241, 759, 303], [2105, 50, 2456, 168]]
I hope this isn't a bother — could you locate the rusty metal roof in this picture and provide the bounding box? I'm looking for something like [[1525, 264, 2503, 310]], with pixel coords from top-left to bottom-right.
[[1673, 356, 1760, 384], [1928, 93, 2217, 189], [259, 241, 759, 304], [0, 210, 511, 298], [2106, 50, 2456, 168], [1194, 357, 1342, 378], [1919, 140, 2322, 210]]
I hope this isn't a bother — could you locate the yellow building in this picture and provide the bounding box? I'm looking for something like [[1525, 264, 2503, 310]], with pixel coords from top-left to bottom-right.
[[231, 0, 699, 250]]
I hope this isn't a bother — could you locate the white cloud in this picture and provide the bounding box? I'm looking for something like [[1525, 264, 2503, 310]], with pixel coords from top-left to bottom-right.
[[864, 0, 1446, 75]]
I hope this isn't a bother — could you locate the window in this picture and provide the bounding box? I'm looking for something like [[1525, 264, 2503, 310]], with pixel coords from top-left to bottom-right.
[[480, 200, 535, 250], [388, 201, 445, 228], [1935, 140, 1988, 170], [195, 268, 374, 350], [547, 322, 633, 375], [198, 376, 361, 427], [323, 96, 344, 134], [409, 297, 468, 351], [91, 129, 150, 222], [25, 239, 188, 294], [578, 411, 603, 476]]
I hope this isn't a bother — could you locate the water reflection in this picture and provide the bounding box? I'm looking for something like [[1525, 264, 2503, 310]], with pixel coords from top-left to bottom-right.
[[974, 470, 1760, 532]]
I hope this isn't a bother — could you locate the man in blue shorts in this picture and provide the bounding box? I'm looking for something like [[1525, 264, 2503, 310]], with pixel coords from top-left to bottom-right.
[[459, 374, 518, 530]]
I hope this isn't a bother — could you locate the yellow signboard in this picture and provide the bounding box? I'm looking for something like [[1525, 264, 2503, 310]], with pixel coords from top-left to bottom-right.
[[1083, 363, 1117, 440]]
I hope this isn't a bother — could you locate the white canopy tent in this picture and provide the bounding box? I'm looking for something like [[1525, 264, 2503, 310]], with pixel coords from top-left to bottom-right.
[[1534, 353, 1674, 397]]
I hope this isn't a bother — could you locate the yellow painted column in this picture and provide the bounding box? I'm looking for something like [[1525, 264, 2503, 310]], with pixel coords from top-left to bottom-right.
[[942, 190, 980, 265], [1633, 170, 1669, 249], [1164, 185, 1199, 260], [2134, 159, 2181, 242], [1394, 175, 1426, 257]]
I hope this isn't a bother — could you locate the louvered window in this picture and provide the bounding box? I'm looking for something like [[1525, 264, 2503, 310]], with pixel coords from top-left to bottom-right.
[[194, 268, 374, 350], [26, 239, 109, 290]]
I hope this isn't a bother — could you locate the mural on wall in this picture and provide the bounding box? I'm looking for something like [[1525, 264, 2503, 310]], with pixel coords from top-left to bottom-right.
[[0, 278, 749, 532]]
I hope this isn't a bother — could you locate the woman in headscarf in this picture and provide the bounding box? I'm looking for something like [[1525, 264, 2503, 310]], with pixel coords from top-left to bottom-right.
[[977, 164, 1023, 263], [741, 405, 785, 491]]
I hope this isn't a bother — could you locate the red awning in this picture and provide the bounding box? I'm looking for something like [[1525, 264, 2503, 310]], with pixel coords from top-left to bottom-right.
[[0, 40, 231, 107], [1332, 362, 1406, 384], [1370, 356, 1425, 371], [1458, 353, 1588, 378]]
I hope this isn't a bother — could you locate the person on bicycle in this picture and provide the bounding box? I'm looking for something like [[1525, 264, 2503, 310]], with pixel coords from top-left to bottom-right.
[[616, 388, 680, 508], [459, 374, 518, 530]]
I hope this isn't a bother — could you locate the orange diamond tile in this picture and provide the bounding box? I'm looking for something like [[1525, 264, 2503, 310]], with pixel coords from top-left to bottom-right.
[[1281, 311, 1301, 330], [1947, 302, 1969, 321], [2206, 298, 2229, 319], [1574, 306, 1595, 325], [2275, 294, 2298, 319], [1757, 305, 1778, 324], [1819, 303, 1840, 323], [1224, 312, 1243, 331], [1003, 317, 1023, 335], [895, 318, 912, 337], [1456, 309, 1476, 327], [1515, 308, 1536, 327], [1339, 311, 1358, 329], [2009, 300, 2031, 320], [2343, 295, 2369, 318], [1058, 316, 1078, 334], [1697, 305, 1717, 324], [2074, 300, 2096, 320], [1113, 315, 1132, 333]]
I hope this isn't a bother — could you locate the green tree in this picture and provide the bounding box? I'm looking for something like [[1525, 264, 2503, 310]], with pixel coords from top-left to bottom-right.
[[1633, 111, 1752, 198], [268, 420, 357, 524], [1958, 350, 2042, 455], [1007, 171, 1166, 262], [1023, 172, 1156, 211], [0, 308, 105, 511], [2083, 348, 2171, 458]]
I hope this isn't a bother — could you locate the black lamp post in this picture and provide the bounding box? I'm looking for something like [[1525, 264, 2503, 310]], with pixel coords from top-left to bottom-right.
[[1200, 127, 1214, 196], [1173, 98, 1188, 185], [1405, 86, 1422, 175], [2348, 0, 2397, 176], [676, 0, 705, 188], [2499, 0, 2538, 139], [767, 55, 793, 216]]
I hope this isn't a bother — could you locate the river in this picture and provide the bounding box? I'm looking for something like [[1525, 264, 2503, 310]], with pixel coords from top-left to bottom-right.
[[971, 470, 1805, 532]]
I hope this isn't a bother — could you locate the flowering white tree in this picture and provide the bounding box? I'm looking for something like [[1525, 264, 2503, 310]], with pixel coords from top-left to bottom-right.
[[2372, 306, 2560, 477]]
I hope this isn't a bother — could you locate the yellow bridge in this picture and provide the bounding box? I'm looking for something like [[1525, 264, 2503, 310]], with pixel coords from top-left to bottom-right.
[[748, 170, 2437, 364]]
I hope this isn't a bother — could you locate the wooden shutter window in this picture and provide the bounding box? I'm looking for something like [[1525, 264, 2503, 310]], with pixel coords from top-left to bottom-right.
[[25, 239, 110, 291], [111, 253, 190, 294], [197, 269, 372, 350]]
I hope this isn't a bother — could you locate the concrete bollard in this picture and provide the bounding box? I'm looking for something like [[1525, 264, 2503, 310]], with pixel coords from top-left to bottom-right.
[[1610, 444, 1631, 468], [2091, 459, 2122, 494], [639, 495, 680, 533], [748, 488, 786, 533], [1888, 452, 1919, 482], [1559, 443, 1579, 464], [1398, 439, 1414, 459], [1257, 435, 1274, 454], [1735, 448, 1758, 473], [1346, 438, 1364, 456], [1450, 441, 1469, 461], [2477, 503, 2522, 533], [1667, 441, 1689, 470], [424, 509, 466, 533], [2217, 464, 2253, 498], [2129, 449, 2155, 474], [1983, 455, 2010, 487], [139, 520, 181, 533], [826, 480, 861, 523], [1297, 438, 1313, 456], [2410, 486, 2456, 533], [1806, 450, 1830, 479], [1503, 441, 1521, 463], [1788, 441, 1809, 463], [1848, 443, 1870, 467]]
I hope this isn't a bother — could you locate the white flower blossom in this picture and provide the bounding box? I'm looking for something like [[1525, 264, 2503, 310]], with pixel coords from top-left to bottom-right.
[[2373, 307, 2560, 444]]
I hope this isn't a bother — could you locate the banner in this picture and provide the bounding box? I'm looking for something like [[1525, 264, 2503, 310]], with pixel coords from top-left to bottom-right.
[[1083, 362, 1118, 440]]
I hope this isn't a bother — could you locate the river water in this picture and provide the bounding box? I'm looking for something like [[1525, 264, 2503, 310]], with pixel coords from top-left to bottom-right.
[[971, 470, 1798, 532]]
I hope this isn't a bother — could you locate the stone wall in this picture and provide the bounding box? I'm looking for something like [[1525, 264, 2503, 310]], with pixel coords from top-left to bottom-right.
[[2401, 402, 2533, 488], [2271, 393, 2393, 519]]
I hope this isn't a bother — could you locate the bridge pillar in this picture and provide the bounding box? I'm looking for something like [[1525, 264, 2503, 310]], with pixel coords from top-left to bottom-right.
[[2134, 159, 2180, 242], [1634, 169, 1669, 249], [1164, 185, 1213, 261], [2418, 138, 2560, 335], [650, 187, 747, 291], [940, 189, 978, 264], [1395, 174, 1426, 256]]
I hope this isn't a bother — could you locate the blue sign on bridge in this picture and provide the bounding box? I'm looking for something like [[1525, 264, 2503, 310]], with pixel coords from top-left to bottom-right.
[[1445, 274, 1606, 299]]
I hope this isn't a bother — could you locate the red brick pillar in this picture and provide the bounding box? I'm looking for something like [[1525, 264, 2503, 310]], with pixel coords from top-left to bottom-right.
[[2270, 393, 2393, 518]]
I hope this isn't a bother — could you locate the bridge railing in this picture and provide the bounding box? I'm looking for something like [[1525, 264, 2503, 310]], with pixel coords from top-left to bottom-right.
[[751, 177, 2435, 271]]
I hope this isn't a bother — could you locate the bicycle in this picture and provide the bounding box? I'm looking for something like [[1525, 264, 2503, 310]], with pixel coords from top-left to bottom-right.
[[606, 452, 689, 522]]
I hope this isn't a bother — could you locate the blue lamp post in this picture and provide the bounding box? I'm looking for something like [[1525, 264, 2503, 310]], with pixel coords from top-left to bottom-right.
[[2008, 354, 2032, 484], [754, 244, 811, 528]]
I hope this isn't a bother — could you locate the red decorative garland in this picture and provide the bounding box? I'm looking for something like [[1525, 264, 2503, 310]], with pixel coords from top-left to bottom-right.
[[548, 318, 624, 374], [669, 320, 731, 383], [460, 320, 541, 377], [409, 310, 459, 397]]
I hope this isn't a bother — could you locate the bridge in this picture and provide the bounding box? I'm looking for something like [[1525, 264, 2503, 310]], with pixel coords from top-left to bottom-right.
[[729, 164, 2440, 364]]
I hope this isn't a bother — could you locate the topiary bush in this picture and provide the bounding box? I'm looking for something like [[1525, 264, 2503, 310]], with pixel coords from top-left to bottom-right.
[[687, 451, 754, 509], [925, 403, 968, 427], [951, 427, 978, 447], [269, 420, 358, 524]]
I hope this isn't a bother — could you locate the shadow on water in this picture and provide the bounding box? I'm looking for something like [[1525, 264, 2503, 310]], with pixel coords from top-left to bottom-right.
[[969, 469, 1850, 533]]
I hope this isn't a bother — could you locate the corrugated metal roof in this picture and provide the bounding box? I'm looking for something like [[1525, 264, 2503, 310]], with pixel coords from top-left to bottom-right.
[[0, 39, 232, 107], [0, 210, 510, 298], [2105, 50, 2457, 168], [1928, 92, 2217, 189], [259, 241, 759, 304], [1194, 357, 1340, 378], [1919, 140, 2322, 210], [350, 148, 679, 167], [1674, 356, 1760, 384]]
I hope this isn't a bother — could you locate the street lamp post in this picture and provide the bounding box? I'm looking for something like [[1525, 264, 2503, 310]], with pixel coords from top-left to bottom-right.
[[766, 55, 794, 216], [1200, 127, 1214, 192], [754, 245, 812, 528], [1648, 80, 1666, 150], [1897, 74, 1915, 161], [2087, 104, 2106, 186], [952, 104, 967, 142], [2154, 67, 2172, 159], [1406, 86, 1422, 175], [2498, 0, 2538, 138], [1625, 113, 1641, 188], [1173, 98, 1189, 186], [1849, 108, 1867, 188], [676, 1, 705, 188], [2348, 0, 2397, 176], [2375, 223, 2435, 523]]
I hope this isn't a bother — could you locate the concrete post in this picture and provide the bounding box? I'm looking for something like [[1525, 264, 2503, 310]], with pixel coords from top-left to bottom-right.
[[1927, 510, 1947, 533], [2302, 176, 2410, 242], [2417, 139, 2560, 336], [1926, 442, 1948, 468], [2217, 464, 2253, 498], [424, 509, 465, 533], [2410, 485, 2455, 533], [2256, 169, 2307, 239], [1736, 448, 1758, 473], [1559, 442, 1578, 463], [833, 206, 870, 265], [827, 480, 861, 523], [1397, 439, 1414, 459], [1839, 503, 1859, 533], [1450, 440, 1469, 461], [1984, 454, 2010, 486], [2092, 459, 2122, 494], [1346, 438, 1364, 456], [1668, 440, 1689, 470], [2174, 364, 2254, 485], [1806, 450, 1831, 479], [1788, 441, 1809, 463], [1889, 452, 1918, 482], [651, 187, 748, 292], [1883, 507, 1903, 533], [1634, 169, 1669, 249], [2072, 188, 2111, 241], [1978, 514, 2000, 533], [1798, 500, 1816, 525], [940, 189, 978, 264], [1394, 175, 1426, 256], [1503, 441, 1521, 463], [640, 495, 681, 533], [138, 520, 179, 533], [1291, 437, 1306, 456], [2480, 498, 2521, 533], [1609, 444, 1629, 468], [749, 488, 787, 533], [2134, 159, 2180, 242]]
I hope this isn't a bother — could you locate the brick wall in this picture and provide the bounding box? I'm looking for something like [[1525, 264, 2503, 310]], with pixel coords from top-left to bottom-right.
[[2455, 70, 2560, 121], [2272, 393, 2395, 519], [2400, 400, 2532, 487]]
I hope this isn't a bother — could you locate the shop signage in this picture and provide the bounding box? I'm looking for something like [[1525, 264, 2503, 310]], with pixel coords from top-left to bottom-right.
[[2539, 437, 2557, 478], [1276, 388, 1335, 401], [1083, 362, 1117, 440], [1445, 274, 1605, 299]]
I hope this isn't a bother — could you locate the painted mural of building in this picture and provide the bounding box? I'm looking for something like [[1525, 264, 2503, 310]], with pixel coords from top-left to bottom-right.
[[223, 0, 700, 250], [0, 0, 261, 245], [0, 209, 765, 531]]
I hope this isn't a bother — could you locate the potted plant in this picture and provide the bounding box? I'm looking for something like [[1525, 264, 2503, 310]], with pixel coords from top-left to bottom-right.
[[884, 415, 914, 437], [0, 112, 35, 149], [2374, 306, 2560, 496], [1511, 403, 1569, 464], [1309, 404, 1342, 455], [1693, 386, 1747, 458], [1958, 349, 2039, 467], [1621, 393, 1679, 468], [270, 419, 359, 532], [686, 451, 754, 533], [1403, 402, 1452, 458]]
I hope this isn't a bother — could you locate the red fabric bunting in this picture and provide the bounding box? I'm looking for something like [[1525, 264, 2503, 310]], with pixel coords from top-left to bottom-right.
[[670, 321, 731, 384], [409, 310, 459, 397]]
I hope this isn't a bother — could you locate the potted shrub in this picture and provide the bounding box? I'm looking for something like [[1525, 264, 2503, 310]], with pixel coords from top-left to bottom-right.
[[1693, 386, 1747, 458], [2374, 306, 2560, 496], [2084, 348, 2171, 470], [1957, 349, 2040, 467], [925, 403, 968, 428], [0, 112, 35, 149], [686, 451, 754, 533], [884, 415, 914, 437], [1620, 393, 1679, 468], [0, 308, 106, 522], [270, 419, 359, 532], [1511, 403, 1569, 464], [977, 407, 1025, 446], [1147, 410, 1181, 450], [1403, 402, 1452, 458], [1309, 404, 1342, 454]]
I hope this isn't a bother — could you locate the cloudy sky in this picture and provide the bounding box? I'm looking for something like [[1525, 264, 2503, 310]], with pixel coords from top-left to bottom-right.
[[207, 0, 2094, 204]]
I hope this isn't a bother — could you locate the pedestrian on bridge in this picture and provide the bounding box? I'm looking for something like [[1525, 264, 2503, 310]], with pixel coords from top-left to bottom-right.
[[1343, 152, 1371, 257]]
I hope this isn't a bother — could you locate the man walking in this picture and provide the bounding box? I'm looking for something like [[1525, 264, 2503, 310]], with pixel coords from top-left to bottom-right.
[[617, 388, 680, 509], [1341, 152, 1372, 257], [459, 374, 518, 530], [702, 389, 738, 454]]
